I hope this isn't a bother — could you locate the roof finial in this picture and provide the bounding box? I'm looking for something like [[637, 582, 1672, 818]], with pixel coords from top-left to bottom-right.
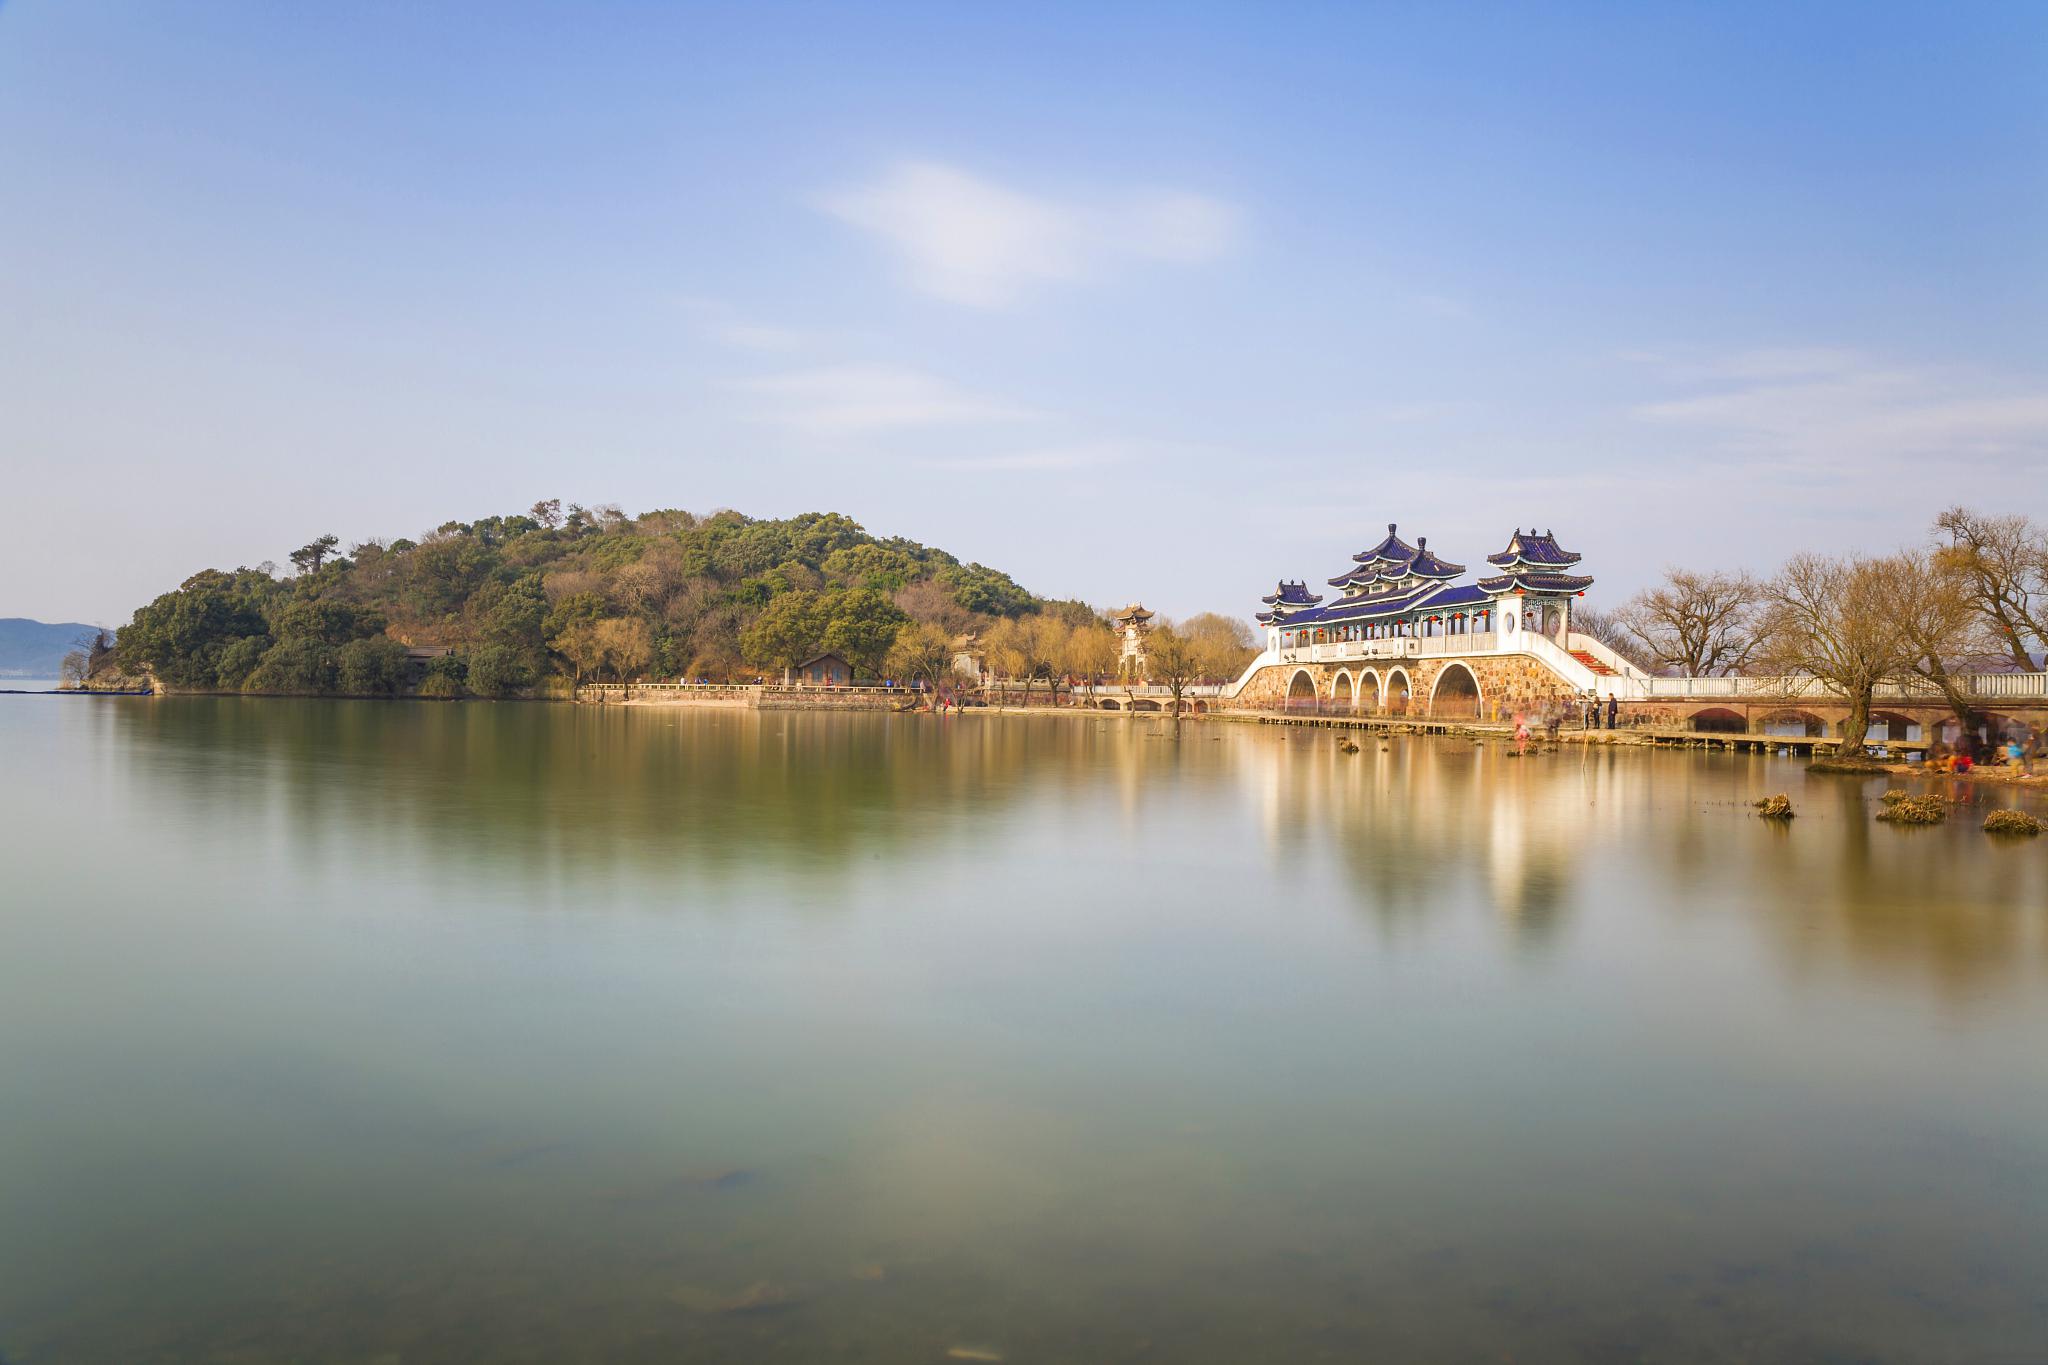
[[1418, 536, 1427, 550], [1388, 522, 1397, 533]]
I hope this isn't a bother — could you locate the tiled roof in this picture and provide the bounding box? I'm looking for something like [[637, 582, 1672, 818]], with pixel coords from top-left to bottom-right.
[[1476, 571, 1595, 593], [1261, 580, 1323, 606], [1406, 538, 1464, 579], [1353, 523, 1418, 565], [1284, 581, 1493, 626], [1486, 529, 1582, 568]]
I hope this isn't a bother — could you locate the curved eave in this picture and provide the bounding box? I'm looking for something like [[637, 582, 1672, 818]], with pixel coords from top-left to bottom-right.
[[1476, 572, 1595, 593]]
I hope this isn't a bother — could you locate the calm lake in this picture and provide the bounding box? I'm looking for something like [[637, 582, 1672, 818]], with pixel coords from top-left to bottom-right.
[[2, 698, 2045, 1363]]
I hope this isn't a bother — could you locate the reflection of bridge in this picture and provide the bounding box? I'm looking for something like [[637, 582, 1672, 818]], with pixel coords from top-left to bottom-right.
[[1219, 630, 2048, 746]]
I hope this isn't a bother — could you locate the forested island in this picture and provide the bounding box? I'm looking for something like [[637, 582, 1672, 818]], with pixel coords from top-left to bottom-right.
[[101, 501, 1253, 699]]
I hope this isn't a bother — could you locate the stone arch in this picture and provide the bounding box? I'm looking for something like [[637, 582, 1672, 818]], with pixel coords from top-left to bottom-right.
[[1287, 669, 1318, 712], [1098, 698, 1120, 711], [1690, 707, 1747, 734], [1384, 667, 1412, 716], [1331, 670, 1353, 707], [1357, 670, 1381, 712], [1131, 698, 1161, 712], [1429, 662, 1483, 719], [1761, 709, 1827, 738], [1192, 699, 1209, 714], [1868, 710, 1921, 743]]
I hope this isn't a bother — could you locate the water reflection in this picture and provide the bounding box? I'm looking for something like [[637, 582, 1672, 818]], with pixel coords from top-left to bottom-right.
[[2, 699, 2045, 1362]]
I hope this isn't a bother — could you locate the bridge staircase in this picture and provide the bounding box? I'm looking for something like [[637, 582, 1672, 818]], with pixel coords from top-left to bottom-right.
[[1570, 649, 1617, 676]]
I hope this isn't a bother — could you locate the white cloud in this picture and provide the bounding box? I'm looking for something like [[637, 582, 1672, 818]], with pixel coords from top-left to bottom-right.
[[822, 160, 1240, 307], [729, 365, 1034, 437]]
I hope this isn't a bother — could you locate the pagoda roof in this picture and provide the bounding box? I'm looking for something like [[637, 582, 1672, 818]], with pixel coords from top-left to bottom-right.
[[1352, 523, 1419, 565], [1260, 580, 1322, 607], [1476, 571, 1595, 594], [1486, 529, 1582, 568], [1113, 604, 1154, 621], [1406, 538, 1464, 580], [1284, 581, 1492, 627]]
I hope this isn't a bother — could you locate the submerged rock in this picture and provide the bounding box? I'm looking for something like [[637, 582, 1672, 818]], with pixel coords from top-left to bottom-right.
[[1338, 738, 1360, 754], [1752, 794, 1795, 820]]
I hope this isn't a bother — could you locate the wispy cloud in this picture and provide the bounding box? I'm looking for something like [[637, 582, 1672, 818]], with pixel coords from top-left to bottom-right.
[[917, 441, 1131, 472], [728, 364, 1034, 437], [678, 297, 823, 353], [1631, 348, 2048, 474], [822, 160, 1240, 307]]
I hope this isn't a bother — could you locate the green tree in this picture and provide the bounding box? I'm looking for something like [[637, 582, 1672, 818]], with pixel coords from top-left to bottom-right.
[[337, 637, 409, 695], [740, 590, 824, 676], [818, 588, 910, 677], [245, 637, 339, 693], [466, 643, 534, 697]]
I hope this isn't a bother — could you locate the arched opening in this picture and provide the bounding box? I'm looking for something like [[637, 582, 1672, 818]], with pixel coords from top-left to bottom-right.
[[1131, 698, 1161, 712], [1286, 669, 1318, 713], [1761, 709, 1826, 738], [1358, 671, 1381, 712], [1430, 662, 1482, 719], [1867, 711, 1920, 743], [1385, 668, 1412, 716], [1690, 707, 1747, 734], [1099, 699, 1120, 711], [1191, 699, 1208, 714], [1332, 672, 1353, 707]]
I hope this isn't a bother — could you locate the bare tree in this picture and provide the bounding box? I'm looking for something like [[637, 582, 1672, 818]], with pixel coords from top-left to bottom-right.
[[886, 621, 955, 693], [1146, 622, 1204, 730], [1933, 506, 2048, 670], [1022, 614, 1071, 704], [1891, 547, 2002, 727], [1756, 553, 1915, 756], [1615, 568, 1765, 676]]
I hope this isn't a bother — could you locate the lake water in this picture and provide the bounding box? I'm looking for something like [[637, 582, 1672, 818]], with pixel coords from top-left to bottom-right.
[[2, 697, 2045, 1363]]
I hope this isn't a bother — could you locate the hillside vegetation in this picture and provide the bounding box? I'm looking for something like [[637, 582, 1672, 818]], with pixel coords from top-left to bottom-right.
[[112, 501, 1257, 698]]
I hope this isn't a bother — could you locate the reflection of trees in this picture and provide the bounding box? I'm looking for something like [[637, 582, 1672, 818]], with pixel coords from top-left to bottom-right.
[[102, 701, 1161, 900]]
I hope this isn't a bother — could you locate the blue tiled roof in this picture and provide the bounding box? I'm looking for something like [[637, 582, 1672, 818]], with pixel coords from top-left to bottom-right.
[[1406, 538, 1465, 579], [1353, 523, 1418, 565], [1476, 571, 1594, 593], [1285, 581, 1493, 626], [1486, 529, 1582, 567], [1261, 580, 1323, 606]]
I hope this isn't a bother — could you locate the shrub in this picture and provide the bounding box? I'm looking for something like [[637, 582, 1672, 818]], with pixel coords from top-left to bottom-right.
[[418, 655, 467, 698]]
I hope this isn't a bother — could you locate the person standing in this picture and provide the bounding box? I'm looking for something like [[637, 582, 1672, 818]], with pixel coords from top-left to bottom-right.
[[1605, 695, 1618, 730]]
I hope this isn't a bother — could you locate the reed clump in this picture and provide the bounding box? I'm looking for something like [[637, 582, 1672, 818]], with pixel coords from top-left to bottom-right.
[[1876, 791, 1947, 825], [1983, 809, 2041, 836]]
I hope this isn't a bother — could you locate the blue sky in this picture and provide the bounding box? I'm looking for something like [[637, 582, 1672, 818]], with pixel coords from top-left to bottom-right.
[[3, 1, 2043, 625]]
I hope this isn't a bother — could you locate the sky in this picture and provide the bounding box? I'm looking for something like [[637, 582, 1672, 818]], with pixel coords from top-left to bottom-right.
[[2, 1, 2044, 627]]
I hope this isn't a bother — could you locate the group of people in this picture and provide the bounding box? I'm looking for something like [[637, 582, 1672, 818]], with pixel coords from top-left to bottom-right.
[[1927, 735, 2035, 776]]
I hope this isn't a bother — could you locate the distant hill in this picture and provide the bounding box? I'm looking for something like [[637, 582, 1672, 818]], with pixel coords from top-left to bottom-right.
[[0, 618, 102, 676]]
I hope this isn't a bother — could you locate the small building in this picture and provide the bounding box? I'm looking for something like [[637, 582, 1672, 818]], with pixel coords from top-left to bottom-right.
[[1111, 604, 1154, 679], [793, 652, 853, 687], [951, 631, 986, 682]]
